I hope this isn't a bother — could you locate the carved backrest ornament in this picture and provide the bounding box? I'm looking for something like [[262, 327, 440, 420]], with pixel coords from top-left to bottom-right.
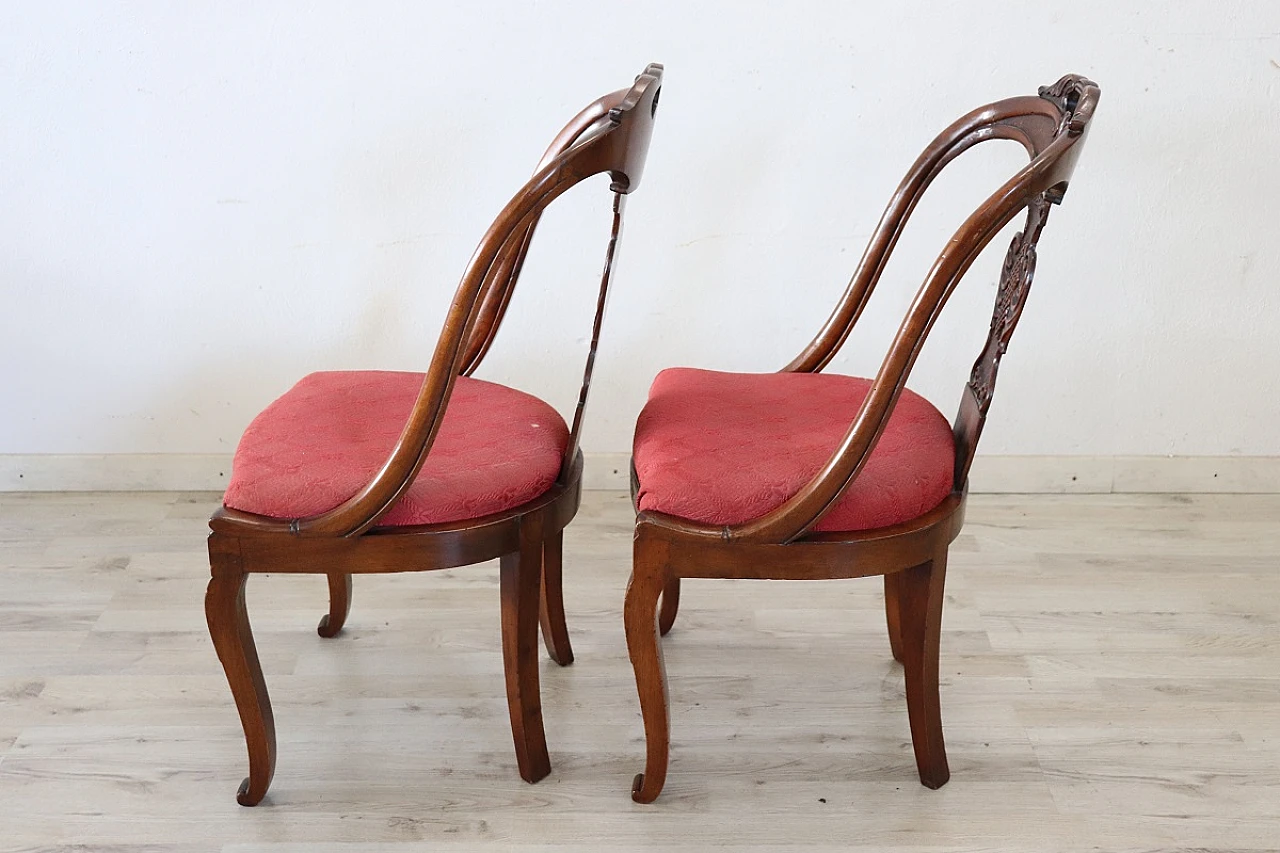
[[1038, 75, 1097, 137], [966, 194, 1050, 414]]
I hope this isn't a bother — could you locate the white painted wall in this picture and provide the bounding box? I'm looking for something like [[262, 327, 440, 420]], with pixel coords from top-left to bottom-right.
[[3, 1, 1279, 467]]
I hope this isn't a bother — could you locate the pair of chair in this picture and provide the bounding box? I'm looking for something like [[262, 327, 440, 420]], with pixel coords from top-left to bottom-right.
[[206, 64, 1099, 805]]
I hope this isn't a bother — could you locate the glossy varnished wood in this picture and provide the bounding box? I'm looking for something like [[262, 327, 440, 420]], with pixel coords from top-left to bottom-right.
[[4, 490, 1280, 850], [625, 76, 1100, 802], [537, 530, 574, 665], [204, 560, 275, 806], [499, 515, 551, 782], [317, 572, 351, 638], [205, 64, 663, 805], [896, 549, 950, 789]]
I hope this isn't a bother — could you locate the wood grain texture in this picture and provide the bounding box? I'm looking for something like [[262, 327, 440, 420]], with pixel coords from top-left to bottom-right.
[[658, 575, 680, 637], [204, 561, 275, 806], [895, 550, 949, 789], [625, 536, 671, 803], [1, 490, 1279, 850], [317, 572, 352, 638], [622, 76, 1101, 803], [762, 75, 1099, 544], [199, 64, 663, 806], [499, 516, 551, 783], [205, 64, 662, 541], [537, 529, 574, 666]]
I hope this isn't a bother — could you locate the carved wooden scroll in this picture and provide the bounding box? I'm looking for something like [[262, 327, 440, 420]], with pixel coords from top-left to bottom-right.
[[967, 75, 1095, 413], [965, 193, 1050, 415], [1038, 75, 1098, 137]]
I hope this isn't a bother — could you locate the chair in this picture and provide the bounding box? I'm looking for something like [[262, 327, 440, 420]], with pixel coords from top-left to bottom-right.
[[206, 63, 663, 806], [624, 75, 1099, 803]]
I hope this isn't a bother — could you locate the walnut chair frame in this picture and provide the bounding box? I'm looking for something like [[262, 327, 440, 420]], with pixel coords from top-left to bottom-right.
[[206, 64, 662, 806], [625, 75, 1099, 803]]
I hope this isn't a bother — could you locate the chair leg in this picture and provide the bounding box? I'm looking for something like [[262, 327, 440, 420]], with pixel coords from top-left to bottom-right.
[[538, 529, 574, 666], [884, 572, 905, 663], [500, 519, 552, 784], [317, 572, 352, 638], [658, 575, 680, 637], [625, 544, 671, 803], [206, 565, 276, 806], [897, 549, 950, 789]]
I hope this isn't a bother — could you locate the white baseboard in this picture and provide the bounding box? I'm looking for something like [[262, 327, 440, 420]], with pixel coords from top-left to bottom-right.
[[2, 452, 1279, 494], [0, 454, 233, 491], [967, 455, 1280, 494], [589, 453, 1280, 494]]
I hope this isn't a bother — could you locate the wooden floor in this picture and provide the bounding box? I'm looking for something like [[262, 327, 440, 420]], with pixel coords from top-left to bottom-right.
[[1, 490, 1278, 852]]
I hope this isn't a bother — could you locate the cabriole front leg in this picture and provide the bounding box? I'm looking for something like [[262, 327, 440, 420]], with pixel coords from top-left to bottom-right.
[[625, 537, 671, 803], [205, 555, 276, 806]]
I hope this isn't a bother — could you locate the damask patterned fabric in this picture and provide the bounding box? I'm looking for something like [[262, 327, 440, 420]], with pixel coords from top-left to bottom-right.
[[633, 368, 955, 532], [223, 371, 569, 526]]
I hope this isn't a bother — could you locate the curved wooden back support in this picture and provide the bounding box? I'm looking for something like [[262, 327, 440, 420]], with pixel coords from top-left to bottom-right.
[[459, 80, 643, 376], [217, 64, 663, 538], [727, 75, 1099, 544]]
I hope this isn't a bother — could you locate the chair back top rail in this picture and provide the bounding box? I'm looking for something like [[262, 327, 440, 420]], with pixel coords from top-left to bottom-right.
[[459, 83, 639, 376], [697, 75, 1097, 545], [216, 64, 663, 538]]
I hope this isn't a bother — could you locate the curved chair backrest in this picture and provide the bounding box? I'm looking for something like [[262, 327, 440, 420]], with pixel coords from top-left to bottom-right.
[[741, 75, 1100, 543], [460, 64, 662, 376], [296, 64, 663, 537]]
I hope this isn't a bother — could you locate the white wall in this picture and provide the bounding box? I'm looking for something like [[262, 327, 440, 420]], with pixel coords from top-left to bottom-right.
[[3, 1, 1279, 470]]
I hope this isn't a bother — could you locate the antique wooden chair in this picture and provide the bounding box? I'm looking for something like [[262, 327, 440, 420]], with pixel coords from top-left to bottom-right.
[[625, 75, 1099, 802], [206, 63, 662, 806]]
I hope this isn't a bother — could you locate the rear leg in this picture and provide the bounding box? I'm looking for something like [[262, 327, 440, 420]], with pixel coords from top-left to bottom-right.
[[317, 572, 352, 638], [658, 575, 680, 636], [884, 572, 904, 663], [538, 529, 574, 665]]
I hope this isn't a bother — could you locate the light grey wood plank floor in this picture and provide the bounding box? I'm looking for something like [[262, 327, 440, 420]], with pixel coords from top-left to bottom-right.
[[1, 490, 1278, 852]]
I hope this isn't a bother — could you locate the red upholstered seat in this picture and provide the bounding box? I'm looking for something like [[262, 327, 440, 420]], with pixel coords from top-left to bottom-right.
[[223, 371, 569, 527], [632, 368, 956, 532]]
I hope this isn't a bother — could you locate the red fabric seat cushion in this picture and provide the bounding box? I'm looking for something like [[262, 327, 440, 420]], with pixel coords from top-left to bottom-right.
[[223, 371, 569, 527], [633, 368, 955, 533]]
